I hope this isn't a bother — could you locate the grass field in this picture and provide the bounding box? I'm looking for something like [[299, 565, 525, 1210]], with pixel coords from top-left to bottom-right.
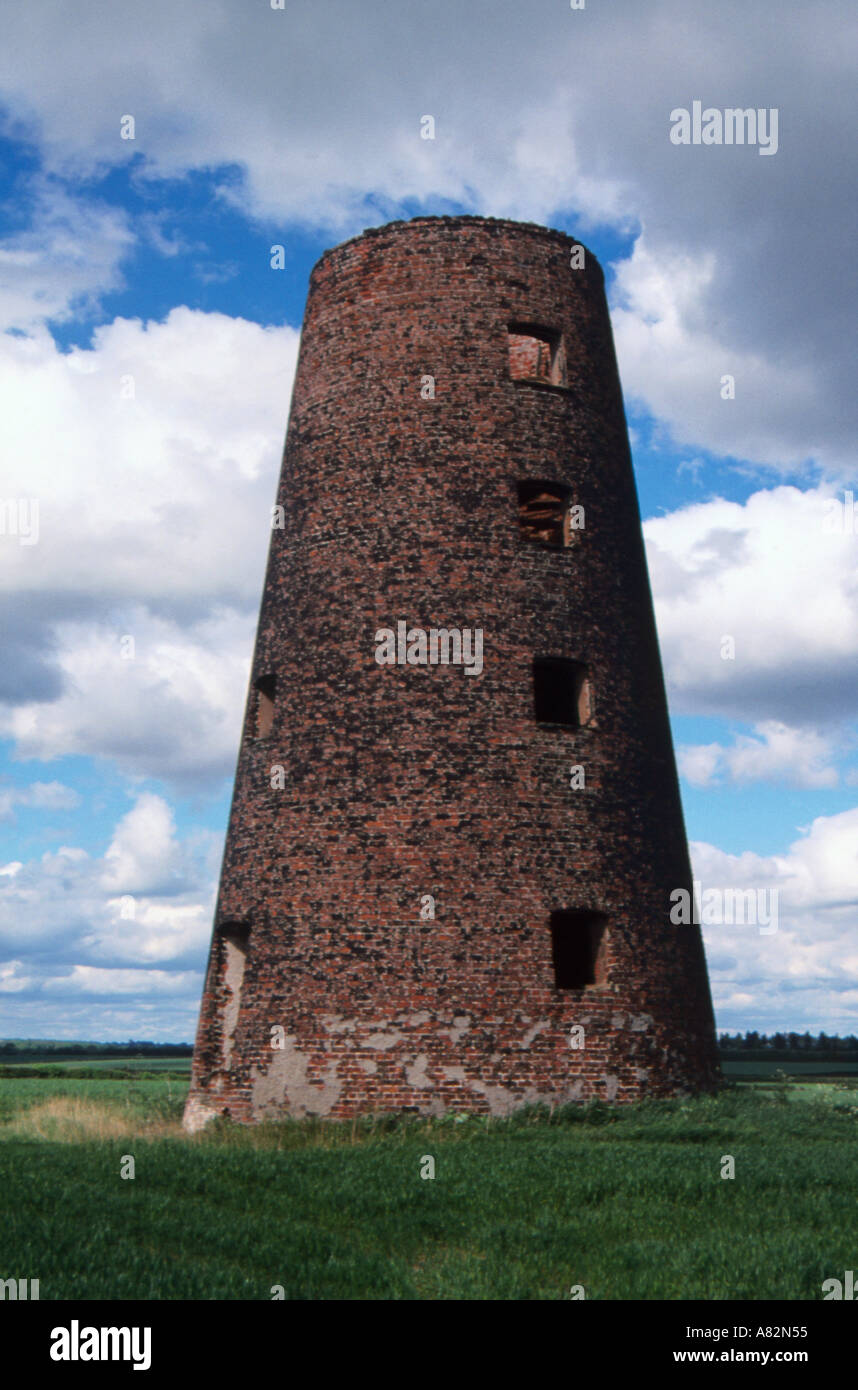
[[0, 1058, 192, 1081], [2, 1073, 858, 1300], [721, 1059, 858, 1078]]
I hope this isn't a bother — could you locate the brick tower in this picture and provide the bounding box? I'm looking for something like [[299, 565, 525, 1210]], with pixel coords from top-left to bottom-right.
[[184, 215, 720, 1130]]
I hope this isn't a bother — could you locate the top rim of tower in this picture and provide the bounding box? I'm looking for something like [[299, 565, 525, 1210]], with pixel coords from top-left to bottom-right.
[[313, 215, 603, 278]]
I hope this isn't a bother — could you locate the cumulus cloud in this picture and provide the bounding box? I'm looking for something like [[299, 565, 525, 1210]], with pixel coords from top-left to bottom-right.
[[610, 240, 823, 472], [0, 308, 298, 610], [0, 780, 81, 821], [101, 793, 192, 895], [0, 960, 33, 993], [694, 807, 858, 1032], [677, 743, 723, 788], [645, 485, 858, 726], [0, 607, 255, 787], [0, 309, 298, 786], [679, 722, 840, 789], [0, 0, 854, 471], [42, 965, 200, 996], [0, 792, 217, 959], [0, 176, 134, 332], [0, 791, 215, 1036]]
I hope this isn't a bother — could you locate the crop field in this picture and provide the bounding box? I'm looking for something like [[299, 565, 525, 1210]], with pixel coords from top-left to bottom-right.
[[2, 1072, 858, 1300]]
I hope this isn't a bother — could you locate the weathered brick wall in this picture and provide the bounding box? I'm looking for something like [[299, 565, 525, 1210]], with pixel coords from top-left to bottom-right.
[[184, 215, 720, 1130]]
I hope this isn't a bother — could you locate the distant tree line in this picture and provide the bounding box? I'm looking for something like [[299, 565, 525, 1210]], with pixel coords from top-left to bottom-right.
[[0, 1039, 193, 1059], [719, 1032, 858, 1051], [718, 1032, 858, 1063]]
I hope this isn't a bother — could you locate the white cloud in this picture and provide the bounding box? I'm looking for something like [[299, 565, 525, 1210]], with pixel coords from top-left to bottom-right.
[[679, 722, 840, 789], [0, 960, 33, 993], [0, 177, 134, 332], [42, 965, 199, 996], [0, 2, 628, 230], [677, 743, 723, 788], [97, 902, 210, 966], [2, 607, 254, 787], [0, 792, 217, 963], [0, 0, 854, 473], [0, 308, 298, 608], [0, 780, 81, 821], [0, 308, 298, 785], [610, 239, 822, 472], [101, 793, 189, 895], [645, 485, 858, 726], [694, 807, 858, 1032], [0, 791, 215, 1034]]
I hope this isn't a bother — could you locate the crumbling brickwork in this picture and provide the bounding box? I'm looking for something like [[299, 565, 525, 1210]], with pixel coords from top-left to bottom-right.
[[184, 215, 720, 1130]]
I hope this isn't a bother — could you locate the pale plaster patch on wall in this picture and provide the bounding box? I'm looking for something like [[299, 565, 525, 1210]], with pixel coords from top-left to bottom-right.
[[467, 1078, 564, 1116], [405, 1053, 433, 1089], [321, 1015, 357, 1035], [630, 1014, 654, 1032], [366, 1029, 407, 1050], [250, 1037, 342, 1117], [221, 936, 247, 1068], [439, 1015, 472, 1043], [521, 1020, 550, 1049]]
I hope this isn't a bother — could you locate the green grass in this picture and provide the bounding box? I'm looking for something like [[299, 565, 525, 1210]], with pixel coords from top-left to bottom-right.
[[721, 1059, 858, 1078], [1, 1078, 857, 1299], [0, 1076, 186, 1125], [0, 1058, 191, 1080]]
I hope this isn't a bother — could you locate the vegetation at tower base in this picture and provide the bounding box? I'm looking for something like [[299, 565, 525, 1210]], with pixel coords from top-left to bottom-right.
[[185, 215, 720, 1129], [3, 1079, 858, 1300]]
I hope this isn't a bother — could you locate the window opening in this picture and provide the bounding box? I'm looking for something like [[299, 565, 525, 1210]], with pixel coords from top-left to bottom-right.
[[253, 674, 276, 738], [508, 324, 567, 387], [533, 657, 592, 727], [517, 480, 574, 547], [550, 910, 607, 988]]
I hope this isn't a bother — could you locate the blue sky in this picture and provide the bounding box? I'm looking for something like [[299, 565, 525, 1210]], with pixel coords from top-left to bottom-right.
[[0, 0, 856, 1041]]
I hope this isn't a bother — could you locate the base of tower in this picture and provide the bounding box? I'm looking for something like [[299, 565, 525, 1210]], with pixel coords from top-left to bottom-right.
[[182, 1033, 721, 1130], [182, 1094, 223, 1134]]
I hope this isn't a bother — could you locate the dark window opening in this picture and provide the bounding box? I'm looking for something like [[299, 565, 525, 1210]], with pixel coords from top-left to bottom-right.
[[253, 674, 276, 738], [550, 910, 607, 988], [533, 657, 592, 727], [218, 920, 250, 942], [517, 480, 574, 548], [508, 324, 567, 388]]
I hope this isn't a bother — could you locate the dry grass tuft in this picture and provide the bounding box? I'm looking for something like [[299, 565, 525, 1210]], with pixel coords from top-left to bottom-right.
[[5, 1095, 182, 1143]]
